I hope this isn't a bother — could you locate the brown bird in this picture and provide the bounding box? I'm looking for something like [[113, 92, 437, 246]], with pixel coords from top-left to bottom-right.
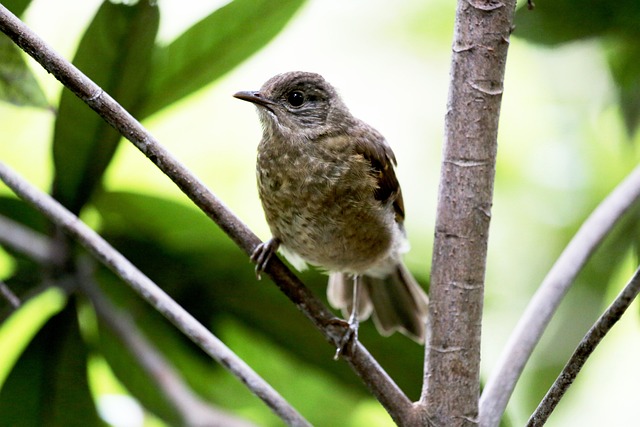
[[234, 71, 428, 355]]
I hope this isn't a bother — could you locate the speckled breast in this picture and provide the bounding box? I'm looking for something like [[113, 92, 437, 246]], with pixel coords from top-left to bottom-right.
[[256, 141, 393, 273]]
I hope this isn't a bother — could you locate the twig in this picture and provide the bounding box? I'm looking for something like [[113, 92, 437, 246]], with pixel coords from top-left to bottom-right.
[[78, 259, 257, 427], [0, 5, 414, 423], [479, 164, 640, 427], [0, 161, 311, 427], [526, 266, 640, 426], [0, 214, 55, 264], [0, 280, 20, 309], [420, 0, 517, 425]]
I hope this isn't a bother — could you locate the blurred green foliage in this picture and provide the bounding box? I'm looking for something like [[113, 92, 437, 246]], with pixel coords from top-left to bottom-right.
[[1, 0, 640, 426], [509, 1, 640, 423], [515, 0, 640, 135], [0, 1, 45, 108], [51, 0, 159, 214], [0, 38, 48, 108]]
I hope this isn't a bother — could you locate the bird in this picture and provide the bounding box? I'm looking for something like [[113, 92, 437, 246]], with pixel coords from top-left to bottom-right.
[[234, 71, 428, 356]]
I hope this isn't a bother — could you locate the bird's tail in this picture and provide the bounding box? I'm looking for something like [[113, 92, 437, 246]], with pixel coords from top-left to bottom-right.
[[327, 263, 429, 343]]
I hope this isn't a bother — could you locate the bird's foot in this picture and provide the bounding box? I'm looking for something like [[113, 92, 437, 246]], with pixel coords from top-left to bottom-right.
[[250, 238, 280, 280], [333, 312, 359, 360]]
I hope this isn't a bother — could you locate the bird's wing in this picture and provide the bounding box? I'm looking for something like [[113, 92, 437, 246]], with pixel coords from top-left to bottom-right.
[[352, 125, 405, 223]]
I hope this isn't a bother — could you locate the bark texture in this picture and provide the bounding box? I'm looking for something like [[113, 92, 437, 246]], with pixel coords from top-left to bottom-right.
[[421, 1, 516, 425]]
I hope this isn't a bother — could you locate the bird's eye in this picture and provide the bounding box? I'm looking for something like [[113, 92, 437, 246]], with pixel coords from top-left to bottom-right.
[[287, 91, 305, 107]]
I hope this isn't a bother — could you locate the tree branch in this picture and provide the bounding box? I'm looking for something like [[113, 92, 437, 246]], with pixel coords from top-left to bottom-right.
[[0, 214, 56, 265], [78, 259, 258, 427], [0, 6, 414, 424], [479, 164, 640, 427], [0, 280, 20, 309], [420, 1, 516, 425], [0, 161, 311, 427], [526, 266, 640, 426]]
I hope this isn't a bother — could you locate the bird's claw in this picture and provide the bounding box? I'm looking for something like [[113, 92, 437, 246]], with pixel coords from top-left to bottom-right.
[[250, 238, 280, 280], [334, 314, 359, 360]]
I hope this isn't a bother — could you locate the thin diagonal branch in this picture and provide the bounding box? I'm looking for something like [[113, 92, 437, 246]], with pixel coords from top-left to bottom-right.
[[479, 164, 640, 427], [0, 6, 414, 424], [0, 161, 311, 427], [0, 214, 55, 264], [526, 266, 640, 426], [0, 280, 20, 309], [78, 260, 257, 427]]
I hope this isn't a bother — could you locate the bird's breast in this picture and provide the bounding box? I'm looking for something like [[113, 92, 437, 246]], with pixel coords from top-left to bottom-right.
[[256, 140, 395, 272]]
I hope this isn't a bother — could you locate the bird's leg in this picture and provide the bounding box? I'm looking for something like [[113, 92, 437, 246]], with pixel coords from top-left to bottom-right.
[[250, 237, 280, 280], [334, 274, 361, 360]]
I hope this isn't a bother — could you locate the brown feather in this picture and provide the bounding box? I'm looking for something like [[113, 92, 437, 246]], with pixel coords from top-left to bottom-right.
[[351, 125, 405, 223]]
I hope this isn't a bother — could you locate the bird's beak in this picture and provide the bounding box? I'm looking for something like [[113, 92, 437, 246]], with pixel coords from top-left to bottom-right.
[[233, 91, 276, 108]]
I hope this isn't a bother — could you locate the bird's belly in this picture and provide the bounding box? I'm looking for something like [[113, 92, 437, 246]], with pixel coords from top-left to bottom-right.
[[257, 146, 396, 273], [261, 187, 393, 273]]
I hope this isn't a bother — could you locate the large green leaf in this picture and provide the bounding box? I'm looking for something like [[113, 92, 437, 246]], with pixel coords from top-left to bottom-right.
[[514, 0, 640, 46], [0, 287, 66, 388], [0, 38, 49, 108], [51, 1, 159, 214], [0, 300, 103, 427], [138, 0, 306, 118], [1, 0, 43, 108]]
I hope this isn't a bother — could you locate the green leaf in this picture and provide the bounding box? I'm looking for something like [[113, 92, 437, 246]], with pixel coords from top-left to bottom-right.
[[51, 0, 159, 214], [0, 38, 49, 108], [606, 40, 640, 136], [0, 300, 104, 427], [1, 0, 38, 108], [0, 287, 67, 388], [139, 0, 306, 118], [2, 0, 33, 16], [0, 195, 49, 237], [514, 0, 640, 46]]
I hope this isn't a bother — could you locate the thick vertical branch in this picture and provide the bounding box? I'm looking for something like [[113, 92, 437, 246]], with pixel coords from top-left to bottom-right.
[[420, 1, 516, 425]]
